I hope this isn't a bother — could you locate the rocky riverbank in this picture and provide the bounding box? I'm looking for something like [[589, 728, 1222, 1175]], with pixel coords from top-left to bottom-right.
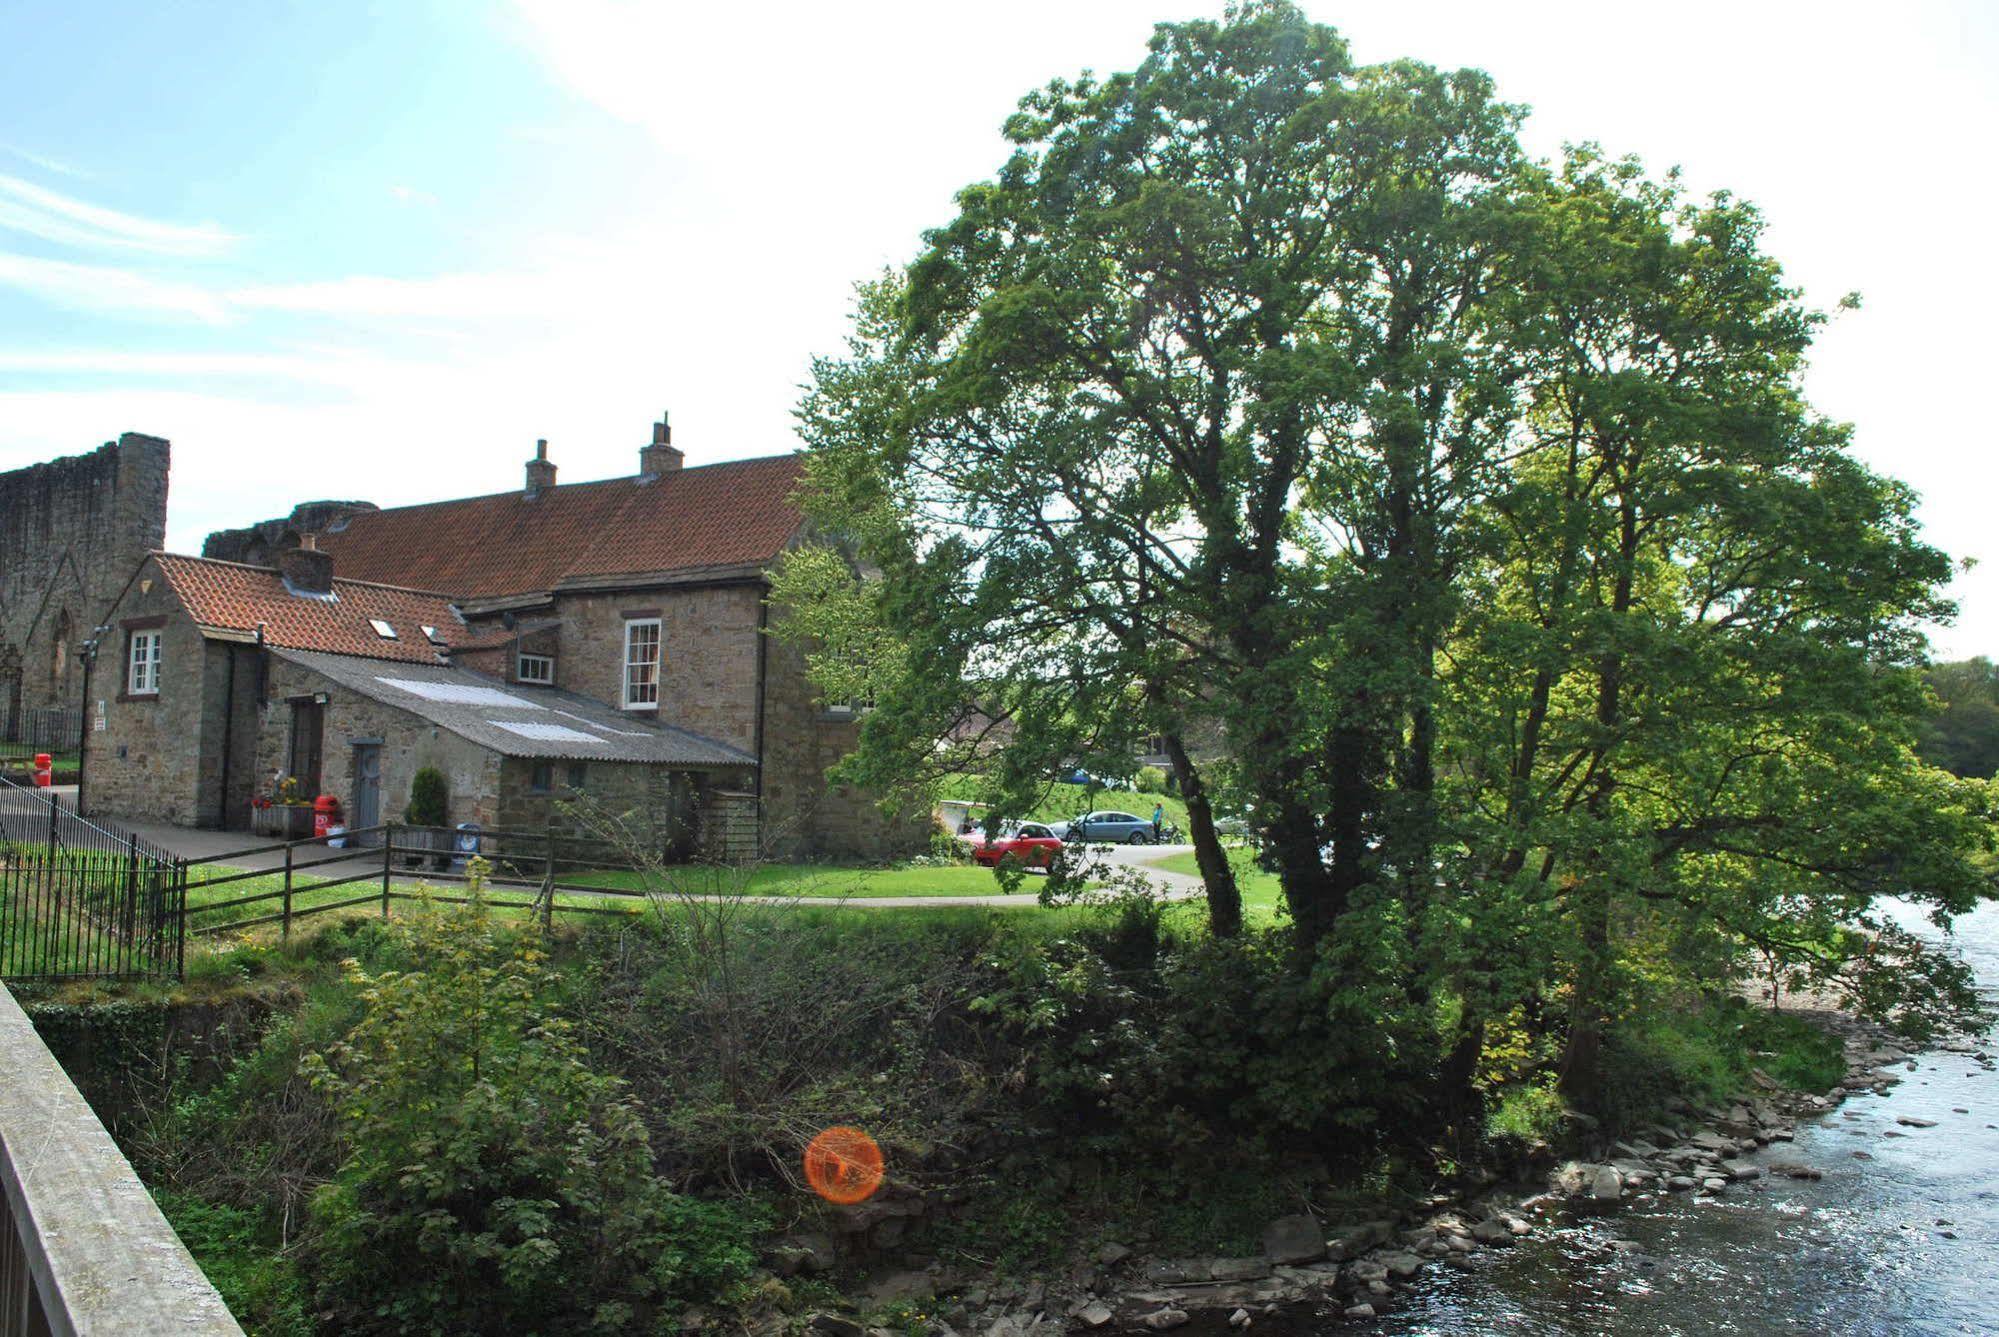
[[778, 1009, 1987, 1337]]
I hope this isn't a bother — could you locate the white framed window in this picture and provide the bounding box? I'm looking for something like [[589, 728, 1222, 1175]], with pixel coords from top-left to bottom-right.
[[517, 652, 554, 685], [368, 618, 397, 640], [622, 618, 661, 709], [127, 630, 162, 696]]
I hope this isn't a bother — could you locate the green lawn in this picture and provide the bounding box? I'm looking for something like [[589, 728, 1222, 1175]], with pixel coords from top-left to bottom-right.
[[937, 774, 1191, 830], [562, 860, 1034, 899], [1147, 847, 1286, 921]]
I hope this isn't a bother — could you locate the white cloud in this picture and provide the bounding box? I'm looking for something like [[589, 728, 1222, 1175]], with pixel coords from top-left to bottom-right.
[[0, 174, 237, 256], [0, 252, 231, 323], [0, 143, 90, 179]]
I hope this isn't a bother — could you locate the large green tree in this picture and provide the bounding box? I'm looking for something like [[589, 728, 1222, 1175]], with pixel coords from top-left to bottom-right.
[[779, 1, 1995, 1110]]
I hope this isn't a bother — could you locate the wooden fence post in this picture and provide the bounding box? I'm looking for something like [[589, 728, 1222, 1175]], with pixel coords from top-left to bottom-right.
[[382, 825, 393, 920], [281, 840, 294, 943], [541, 827, 556, 936]]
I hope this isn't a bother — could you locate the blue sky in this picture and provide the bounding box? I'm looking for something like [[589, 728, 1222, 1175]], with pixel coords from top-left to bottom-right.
[[2, 1, 1996, 655]]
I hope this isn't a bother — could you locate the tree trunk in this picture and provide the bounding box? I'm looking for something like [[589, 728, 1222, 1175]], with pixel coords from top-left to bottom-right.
[[1165, 732, 1241, 938]]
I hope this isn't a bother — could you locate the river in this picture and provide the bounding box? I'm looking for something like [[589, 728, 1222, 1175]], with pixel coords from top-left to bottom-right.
[[1366, 898, 1999, 1336]]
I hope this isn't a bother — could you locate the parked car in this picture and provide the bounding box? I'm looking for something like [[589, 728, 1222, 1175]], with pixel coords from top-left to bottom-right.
[[1056, 810, 1156, 845], [965, 821, 1064, 870]]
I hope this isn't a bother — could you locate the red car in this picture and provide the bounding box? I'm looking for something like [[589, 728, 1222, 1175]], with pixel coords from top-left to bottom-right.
[[966, 821, 1064, 871]]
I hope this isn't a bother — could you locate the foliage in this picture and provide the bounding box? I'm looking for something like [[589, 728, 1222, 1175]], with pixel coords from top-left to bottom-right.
[[778, 0, 1998, 1117], [1136, 766, 1169, 795], [1920, 658, 1999, 778], [153, 1189, 312, 1337], [301, 868, 758, 1332], [402, 766, 449, 828]]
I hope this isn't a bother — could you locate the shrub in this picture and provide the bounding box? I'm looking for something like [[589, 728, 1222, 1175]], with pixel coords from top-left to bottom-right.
[[1136, 766, 1168, 794], [302, 869, 757, 1330], [403, 766, 448, 828]]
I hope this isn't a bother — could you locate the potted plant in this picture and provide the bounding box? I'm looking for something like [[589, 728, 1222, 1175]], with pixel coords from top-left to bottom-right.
[[403, 767, 450, 869], [250, 777, 316, 839]]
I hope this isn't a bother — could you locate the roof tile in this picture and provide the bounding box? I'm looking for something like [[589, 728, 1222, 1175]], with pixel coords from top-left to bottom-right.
[[312, 454, 806, 599], [153, 555, 463, 663]]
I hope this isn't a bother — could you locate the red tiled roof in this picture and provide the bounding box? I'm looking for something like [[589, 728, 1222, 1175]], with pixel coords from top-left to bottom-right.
[[311, 454, 806, 600], [152, 554, 464, 664]]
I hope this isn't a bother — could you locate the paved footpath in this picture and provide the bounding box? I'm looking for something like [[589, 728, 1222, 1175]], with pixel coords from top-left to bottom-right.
[[19, 787, 1205, 911]]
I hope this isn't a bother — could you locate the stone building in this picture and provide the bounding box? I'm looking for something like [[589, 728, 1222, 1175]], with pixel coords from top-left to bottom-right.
[[83, 417, 923, 860], [0, 434, 168, 747]]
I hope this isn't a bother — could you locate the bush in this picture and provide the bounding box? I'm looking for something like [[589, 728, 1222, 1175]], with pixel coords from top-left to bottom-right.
[[303, 868, 758, 1331], [1136, 766, 1168, 794], [403, 766, 448, 828]]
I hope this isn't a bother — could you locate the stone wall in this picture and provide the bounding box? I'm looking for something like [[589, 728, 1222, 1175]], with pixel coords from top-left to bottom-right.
[[80, 556, 209, 826], [256, 656, 503, 836], [0, 434, 168, 740], [200, 499, 376, 566]]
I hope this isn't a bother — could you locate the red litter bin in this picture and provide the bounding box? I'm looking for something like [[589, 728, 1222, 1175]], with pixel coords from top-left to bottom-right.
[[32, 753, 53, 787], [313, 794, 342, 840]]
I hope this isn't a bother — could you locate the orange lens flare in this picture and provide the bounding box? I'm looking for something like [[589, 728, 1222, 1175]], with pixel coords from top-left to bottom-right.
[[804, 1125, 885, 1204]]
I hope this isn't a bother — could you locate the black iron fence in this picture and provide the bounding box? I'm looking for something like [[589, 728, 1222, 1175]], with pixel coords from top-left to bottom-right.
[[0, 706, 83, 769], [0, 776, 184, 982]]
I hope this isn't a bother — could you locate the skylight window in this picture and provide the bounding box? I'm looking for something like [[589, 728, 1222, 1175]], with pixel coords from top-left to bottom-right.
[[369, 619, 398, 640], [421, 625, 446, 645]]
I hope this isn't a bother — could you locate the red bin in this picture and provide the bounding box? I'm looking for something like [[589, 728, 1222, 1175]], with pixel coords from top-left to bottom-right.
[[31, 753, 52, 787], [313, 793, 342, 840]]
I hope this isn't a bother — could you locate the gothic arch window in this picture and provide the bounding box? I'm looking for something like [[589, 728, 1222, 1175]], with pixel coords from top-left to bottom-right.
[[51, 609, 72, 696]]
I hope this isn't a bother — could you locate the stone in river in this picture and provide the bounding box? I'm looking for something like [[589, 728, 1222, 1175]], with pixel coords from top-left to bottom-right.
[[1701, 1177, 1728, 1192], [1769, 1162, 1823, 1180], [1471, 1220, 1516, 1247], [1853, 1151, 1874, 1160], [1140, 1310, 1190, 1331], [1591, 1166, 1624, 1202], [1260, 1214, 1326, 1265], [1344, 1306, 1377, 1321], [1722, 1159, 1764, 1181], [1896, 1117, 1938, 1129], [1076, 1304, 1114, 1329], [1228, 1309, 1252, 1329], [1382, 1251, 1424, 1279]]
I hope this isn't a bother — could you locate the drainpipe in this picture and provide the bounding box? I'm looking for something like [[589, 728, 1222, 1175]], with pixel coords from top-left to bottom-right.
[[218, 644, 238, 831], [753, 584, 770, 849], [75, 626, 107, 808]]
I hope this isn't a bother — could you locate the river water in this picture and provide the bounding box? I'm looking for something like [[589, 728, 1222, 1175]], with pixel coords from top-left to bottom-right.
[[1368, 898, 1999, 1336]]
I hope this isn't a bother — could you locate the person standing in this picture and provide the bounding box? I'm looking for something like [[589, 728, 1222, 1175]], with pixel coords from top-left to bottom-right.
[[1151, 802, 1165, 843]]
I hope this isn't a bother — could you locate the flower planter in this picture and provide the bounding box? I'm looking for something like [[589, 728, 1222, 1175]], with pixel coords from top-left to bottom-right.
[[250, 804, 315, 840]]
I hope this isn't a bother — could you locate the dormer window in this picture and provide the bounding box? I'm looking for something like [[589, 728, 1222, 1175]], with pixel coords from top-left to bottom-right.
[[517, 652, 554, 685], [369, 619, 397, 640]]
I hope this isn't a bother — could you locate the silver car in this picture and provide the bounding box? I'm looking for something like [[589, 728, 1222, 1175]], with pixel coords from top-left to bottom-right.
[[1059, 810, 1156, 845]]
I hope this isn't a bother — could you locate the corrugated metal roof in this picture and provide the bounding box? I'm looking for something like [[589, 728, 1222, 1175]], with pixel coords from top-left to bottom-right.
[[272, 648, 757, 768]]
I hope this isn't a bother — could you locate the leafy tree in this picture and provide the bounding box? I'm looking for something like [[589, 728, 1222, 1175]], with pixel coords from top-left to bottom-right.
[[1919, 658, 1999, 778], [782, 0, 1996, 1117]]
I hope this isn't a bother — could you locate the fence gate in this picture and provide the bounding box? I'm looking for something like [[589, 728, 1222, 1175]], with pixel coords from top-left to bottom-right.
[[0, 777, 184, 982]]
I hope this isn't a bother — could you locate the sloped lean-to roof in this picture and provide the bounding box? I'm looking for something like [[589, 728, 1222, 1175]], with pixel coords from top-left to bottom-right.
[[272, 648, 757, 767], [152, 554, 465, 665], [310, 453, 807, 600]]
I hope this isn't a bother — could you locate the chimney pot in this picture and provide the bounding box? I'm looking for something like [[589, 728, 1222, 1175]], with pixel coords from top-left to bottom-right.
[[525, 438, 557, 498]]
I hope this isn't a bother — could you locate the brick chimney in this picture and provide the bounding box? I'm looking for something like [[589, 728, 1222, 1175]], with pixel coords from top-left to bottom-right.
[[279, 533, 334, 595], [525, 438, 556, 498], [639, 412, 682, 478]]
